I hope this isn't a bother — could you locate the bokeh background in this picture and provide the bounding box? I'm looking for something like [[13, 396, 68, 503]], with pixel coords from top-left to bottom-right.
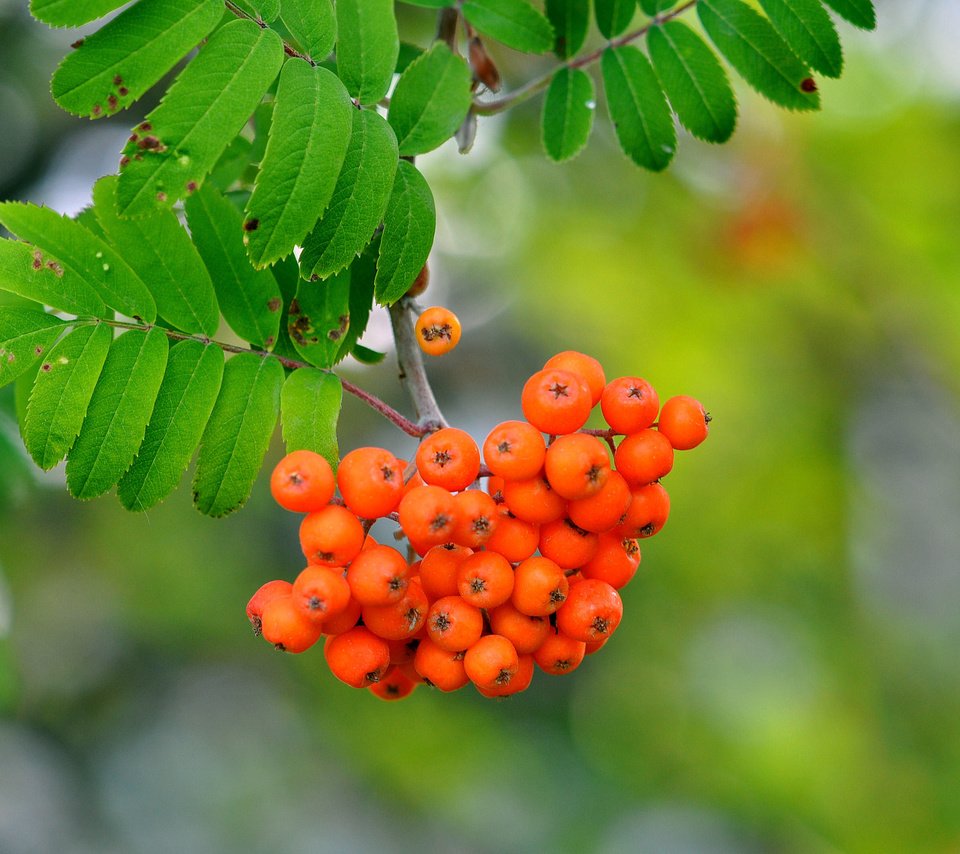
[[2, 1, 960, 851]]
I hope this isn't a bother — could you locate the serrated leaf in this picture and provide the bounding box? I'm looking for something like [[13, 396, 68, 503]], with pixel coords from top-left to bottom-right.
[[92, 177, 220, 336], [758, 0, 843, 78], [280, 367, 341, 470], [65, 327, 169, 499], [545, 0, 589, 58], [462, 0, 555, 54], [541, 67, 595, 162], [117, 20, 284, 217], [0, 308, 66, 388], [299, 109, 399, 281], [821, 0, 876, 31], [288, 271, 351, 368], [244, 62, 354, 268], [209, 135, 254, 191], [23, 323, 112, 470], [281, 0, 336, 59], [233, 0, 281, 21], [50, 0, 223, 120], [388, 44, 472, 156], [193, 352, 284, 517], [335, 240, 378, 363], [0, 202, 156, 322], [595, 0, 635, 38], [374, 162, 436, 305], [117, 340, 224, 511], [601, 46, 677, 171], [699, 0, 820, 112], [639, 0, 674, 15], [184, 184, 283, 350], [0, 239, 106, 317], [30, 0, 127, 27], [648, 21, 738, 143], [336, 0, 399, 105]]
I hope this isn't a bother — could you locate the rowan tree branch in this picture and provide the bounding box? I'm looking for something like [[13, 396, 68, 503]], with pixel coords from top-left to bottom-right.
[[388, 299, 448, 435]]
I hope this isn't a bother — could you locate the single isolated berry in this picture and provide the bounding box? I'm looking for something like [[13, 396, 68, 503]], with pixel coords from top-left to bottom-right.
[[415, 306, 462, 356], [657, 395, 711, 450]]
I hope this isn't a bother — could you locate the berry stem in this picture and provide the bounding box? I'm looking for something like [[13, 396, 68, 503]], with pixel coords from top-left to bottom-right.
[[389, 299, 449, 435]]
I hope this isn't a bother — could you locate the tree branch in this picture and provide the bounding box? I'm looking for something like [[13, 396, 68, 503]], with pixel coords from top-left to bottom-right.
[[388, 299, 448, 435]]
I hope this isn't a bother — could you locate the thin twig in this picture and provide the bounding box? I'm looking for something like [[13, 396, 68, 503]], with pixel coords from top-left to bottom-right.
[[223, 0, 316, 64], [388, 300, 448, 435]]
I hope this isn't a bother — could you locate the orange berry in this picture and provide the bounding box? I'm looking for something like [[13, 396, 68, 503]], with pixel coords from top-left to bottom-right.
[[581, 534, 641, 589], [270, 450, 335, 513], [463, 634, 519, 691], [487, 601, 550, 654], [544, 433, 610, 500], [291, 565, 351, 624], [451, 489, 499, 548], [521, 368, 593, 435], [502, 474, 567, 525], [425, 595, 484, 652], [345, 545, 411, 606], [567, 470, 632, 533], [415, 306, 461, 356], [406, 262, 430, 297], [484, 506, 540, 562], [657, 395, 710, 450], [416, 428, 481, 492], [601, 377, 659, 434], [544, 351, 606, 406], [299, 505, 365, 566], [419, 543, 474, 600], [361, 579, 429, 640], [555, 579, 623, 643], [534, 628, 586, 675], [482, 420, 546, 481], [260, 595, 323, 653], [369, 666, 418, 700], [511, 556, 569, 616], [324, 627, 391, 688], [321, 596, 362, 635], [414, 638, 469, 691], [397, 485, 459, 546], [614, 429, 674, 486], [246, 579, 293, 636], [337, 447, 404, 518], [616, 482, 670, 539], [456, 551, 515, 609], [486, 474, 505, 504], [538, 518, 599, 569]]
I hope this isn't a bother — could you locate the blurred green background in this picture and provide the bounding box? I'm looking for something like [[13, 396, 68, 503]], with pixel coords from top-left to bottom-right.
[[2, 1, 960, 851]]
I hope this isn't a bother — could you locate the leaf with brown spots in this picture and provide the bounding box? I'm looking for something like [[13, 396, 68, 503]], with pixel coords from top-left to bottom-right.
[[0, 307, 67, 389]]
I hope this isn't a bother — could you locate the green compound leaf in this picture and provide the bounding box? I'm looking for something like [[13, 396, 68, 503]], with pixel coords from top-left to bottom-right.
[[0, 308, 67, 389], [336, 0, 399, 105], [184, 184, 283, 350], [281, 367, 341, 470], [601, 46, 677, 172], [388, 43, 472, 156], [699, 0, 820, 112], [23, 322, 112, 470], [541, 67, 596, 162], [50, 0, 223, 120], [648, 21, 738, 144], [92, 176, 220, 336], [30, 0, 127, 28], [0, 202, 157, 322], [375, 161, 436, 305], [0, 238, 106, 317], [65, 327, 169, 499], [822, 0, 876, 31], [233, 0, 281, 21], [117, 340, 224, 512], [758, 0, 843, 78], [545, 0, 589, 58], [193, 352, 284, 518], [462, 0, 555, 54], [117, 19, 284, 217], [281, 0, 336, 60], [299, 109, 399, 282], [595, 0, 636, 39], [288, 270, 351, 368], [335, 239, 378, 363], [244, 62, 353, 268]]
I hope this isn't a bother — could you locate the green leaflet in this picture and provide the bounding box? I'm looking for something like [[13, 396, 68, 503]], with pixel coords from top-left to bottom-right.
[[336, 0, 399, 105], [758, 0, 843, 78], [117, 340, 224, 511], [92, 177, 220, 336], [822, 0, 876, 31], [193, 352, 284, 517], [698, 0, 820, 112], [335, 240, 378, 364], [233, 0, 281, 21], [184, 184, 283, 350], [299, 109, 399, 282], [461, 0, 555, 54], [280, 368, 341, 470], [375, 162, 436, 305], [648, 21, 738, 144], [289, 270, 352, 368], [0, 308, 66, 389], [30, 0, 126, 27], [281, 0, 336, 60], [601, 46, 677, 172], [399, 0, 455, 6], [245, 62, 354, 268], [351, 343, 385, 364], [388, 43, 472, 156], [50, 0, 223, 120], [595, 0, 636, 38], [545, 0, 589, 58], [639, 0, 675, 15], [0, 239, 105, 317], [65, 327, 169, 499], [23, 322, 112, 470], [541, 67, 596, 162], [116, 20, 284, 217], [209, 136, 254, 191], [0, 202, 156, 322]]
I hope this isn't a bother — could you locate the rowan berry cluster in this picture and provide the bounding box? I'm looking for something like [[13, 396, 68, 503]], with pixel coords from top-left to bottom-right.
[[246, 351, 709, 701]]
